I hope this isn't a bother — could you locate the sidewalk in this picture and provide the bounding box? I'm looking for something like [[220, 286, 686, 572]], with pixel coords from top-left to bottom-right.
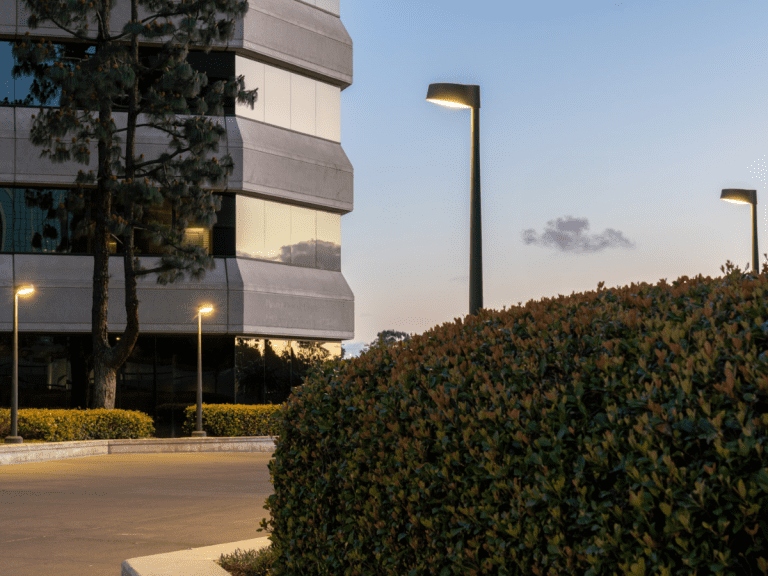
[[0, 450, 274, 576]]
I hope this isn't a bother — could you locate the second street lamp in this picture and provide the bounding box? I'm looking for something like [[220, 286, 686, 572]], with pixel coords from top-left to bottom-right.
[[720, 189, 759, 274], [193, 305, 214, 438], [426, 82, 483, 317], [5, 285, 35, 444]]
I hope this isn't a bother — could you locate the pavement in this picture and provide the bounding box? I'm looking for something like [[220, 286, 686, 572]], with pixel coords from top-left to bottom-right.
[[0, 450, 275, 576]]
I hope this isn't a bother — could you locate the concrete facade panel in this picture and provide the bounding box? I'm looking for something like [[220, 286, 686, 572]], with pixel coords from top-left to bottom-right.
[[3, 0, 351, 89], [227, 257, 353, 340], [2, 255, 353, 341], [226, 116, 352, 212], [2, 110, 351, 214], [315, 0, 341, 15]]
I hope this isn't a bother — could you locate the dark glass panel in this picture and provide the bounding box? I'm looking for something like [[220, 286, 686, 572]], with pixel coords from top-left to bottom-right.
[[263, 339, 292, 404], [212, 194, 235, 256], [0, 188, 75, 253], [235, 337, 265, 404]]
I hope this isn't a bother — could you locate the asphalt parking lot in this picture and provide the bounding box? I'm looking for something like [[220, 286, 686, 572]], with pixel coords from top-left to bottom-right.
[[0, 451, 275, 576]]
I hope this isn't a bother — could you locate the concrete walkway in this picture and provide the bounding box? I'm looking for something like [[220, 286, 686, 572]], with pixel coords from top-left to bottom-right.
[[0, 451, 274, 576]]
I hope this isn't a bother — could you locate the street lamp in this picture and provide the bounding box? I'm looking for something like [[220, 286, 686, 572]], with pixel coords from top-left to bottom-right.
[[193, 305, 213, 438], [720, 189, 759, 274], [4, 285, 34, 444], [426, 82, 483, 317]]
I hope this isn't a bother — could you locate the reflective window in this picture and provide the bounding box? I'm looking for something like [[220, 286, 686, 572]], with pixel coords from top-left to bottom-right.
[[236, 195, 266, 259], [264, 65, 291, 129], [235, 194, 341, 271], [234, 337, 342, 405], [264, 201, 292, 263], [0, 188, 73, 253], [316, 211, 341, 271], [316, 81, 341, 142], [238, 55, 341, 142], [0, 187, 233, 256], [290, 72, 316, 135], [0, 333, 342, 427], [290, 205, 316, 267], [0, 42, 235, 114]]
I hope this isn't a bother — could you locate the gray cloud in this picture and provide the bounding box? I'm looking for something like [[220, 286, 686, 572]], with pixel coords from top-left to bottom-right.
[[521, 216, 636, 253]]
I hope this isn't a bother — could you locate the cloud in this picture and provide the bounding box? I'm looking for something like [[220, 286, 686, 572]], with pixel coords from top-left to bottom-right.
[[521, 216, 636, 253]]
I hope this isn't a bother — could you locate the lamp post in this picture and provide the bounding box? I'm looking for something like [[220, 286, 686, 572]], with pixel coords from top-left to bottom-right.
[[720, 189, 759, 274], [5, 285, 34, 444], [426, 82, 483, 317], [193, 305, 213, 438]]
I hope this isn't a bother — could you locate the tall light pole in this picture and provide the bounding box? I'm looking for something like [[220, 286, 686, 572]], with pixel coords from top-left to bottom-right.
[[5, 285, 35, 444], [721, 189, 759, 274], [426, 82, 483, 317], [193, 305, 213, 438]]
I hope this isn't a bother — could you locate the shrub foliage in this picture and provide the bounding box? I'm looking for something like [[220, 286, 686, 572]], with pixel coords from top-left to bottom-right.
[[260, 260, 768, 575]]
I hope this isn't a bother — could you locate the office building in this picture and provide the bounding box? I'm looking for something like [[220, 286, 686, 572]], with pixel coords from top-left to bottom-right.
[[0, 0, 354, 436]]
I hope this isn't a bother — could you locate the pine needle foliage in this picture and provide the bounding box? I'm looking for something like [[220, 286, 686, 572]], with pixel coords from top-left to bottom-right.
[[9, 0, 258, 408]]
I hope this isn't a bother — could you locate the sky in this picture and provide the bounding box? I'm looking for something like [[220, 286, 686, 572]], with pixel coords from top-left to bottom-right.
[[336, 0, 768, 359]]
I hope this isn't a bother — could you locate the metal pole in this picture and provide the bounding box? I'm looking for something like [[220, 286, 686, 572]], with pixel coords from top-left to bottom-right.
[[469, 105, 483, 317], [752, 201, 759, 274], [5, 292, 21, 443], [193, 311, 206, 437]]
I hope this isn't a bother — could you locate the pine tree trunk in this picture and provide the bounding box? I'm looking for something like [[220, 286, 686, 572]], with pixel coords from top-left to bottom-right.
[[92, 359, 117, 410]]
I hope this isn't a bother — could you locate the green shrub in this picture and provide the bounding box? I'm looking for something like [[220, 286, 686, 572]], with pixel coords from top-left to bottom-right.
[[260, 258, 768, 576], [0, 407, 155, 440], [216, 544, 277, 576], [178, 403, 283, 437]]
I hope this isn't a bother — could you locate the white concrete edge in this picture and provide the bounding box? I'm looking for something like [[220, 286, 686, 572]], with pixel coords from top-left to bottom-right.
[[0, 436, 278, 465], [121, 536, 274, 576]]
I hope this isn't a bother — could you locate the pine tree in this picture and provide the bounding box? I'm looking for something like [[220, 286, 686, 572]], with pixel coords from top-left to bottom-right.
[[11, 0, 258, 409]]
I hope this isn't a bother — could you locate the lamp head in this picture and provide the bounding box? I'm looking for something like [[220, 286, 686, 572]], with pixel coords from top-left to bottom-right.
[[15, 285, 34, 296], [198, 305, 213, 315], [721, 189, 757, 206], [426, 83, 480, 109]]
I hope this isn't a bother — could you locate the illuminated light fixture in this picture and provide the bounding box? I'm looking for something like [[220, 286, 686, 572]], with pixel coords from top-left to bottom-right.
[[426, 82, 484, 317], [5, 285, 36, 443], [184, 228, 211, 252], [193, 304, 214, 438], [720, 189, 759, 274]]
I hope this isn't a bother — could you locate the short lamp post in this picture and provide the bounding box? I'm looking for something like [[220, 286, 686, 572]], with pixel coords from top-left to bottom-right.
[[5, 284, 35, 444], [426, 82, 483, 317], [720, 189, 759, 274], [193, 305, 213, 438]]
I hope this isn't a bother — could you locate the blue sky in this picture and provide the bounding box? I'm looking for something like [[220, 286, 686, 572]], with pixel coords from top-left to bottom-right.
[[337, 0, 768, 358]]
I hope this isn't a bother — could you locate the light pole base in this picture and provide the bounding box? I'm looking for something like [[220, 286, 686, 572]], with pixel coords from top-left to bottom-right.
[[191, 431, 207, 438], [4, 436, 23, 444]]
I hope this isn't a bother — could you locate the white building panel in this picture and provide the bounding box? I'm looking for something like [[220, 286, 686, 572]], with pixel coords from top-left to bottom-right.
[[290, 72, 316, 136], [235, 56, 265, 123], [264, 65, 291, 130], [316, 81, 341, 142]]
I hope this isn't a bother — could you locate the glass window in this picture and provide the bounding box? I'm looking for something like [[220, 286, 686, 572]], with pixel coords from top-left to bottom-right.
[[316, 211, 341, 271], [290, 205, 316, 267], [264, 201, 292, 263], [290, 72, 315, 135], [0, 187, 73, 253], [235, 194, 341, 271], [263, 338, 292, 404], [315, 81, 341, 142], [235, 195, 265, 259], [235, 56, 265, 122], [264, 65, 291, 129]]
